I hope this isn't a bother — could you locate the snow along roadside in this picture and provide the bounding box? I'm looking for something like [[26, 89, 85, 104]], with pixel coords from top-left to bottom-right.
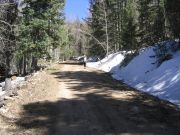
[[87, 48, 180, 107]]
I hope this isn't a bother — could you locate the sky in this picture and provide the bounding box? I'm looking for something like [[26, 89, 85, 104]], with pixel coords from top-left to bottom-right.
[[65, 0, 89, 22]]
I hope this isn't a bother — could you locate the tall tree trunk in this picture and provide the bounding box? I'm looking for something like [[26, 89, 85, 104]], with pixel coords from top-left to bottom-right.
[[5, 54, 11, 78], [23, 55, 27, 75], [31, 56, 38, 72], [102, 0, 109, 56]]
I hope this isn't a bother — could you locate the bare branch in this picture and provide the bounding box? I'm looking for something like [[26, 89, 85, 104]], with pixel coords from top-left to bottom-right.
[[77, 29, 106, 51]]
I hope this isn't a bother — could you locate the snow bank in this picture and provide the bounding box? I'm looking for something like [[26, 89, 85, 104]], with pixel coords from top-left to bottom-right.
[[88, 45, 180, 107], [0, 77, 25, 97], [115, 47, 180, 106], [0, 91, 5, 96], [87, 52, 125, 72], [11, 77, 25, 88]]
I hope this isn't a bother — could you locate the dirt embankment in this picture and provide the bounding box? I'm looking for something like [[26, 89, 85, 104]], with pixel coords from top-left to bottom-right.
[[0, 69, 59, 135]]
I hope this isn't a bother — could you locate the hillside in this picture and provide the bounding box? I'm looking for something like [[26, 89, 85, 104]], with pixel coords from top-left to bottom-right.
[[87, 41, 180, 107]]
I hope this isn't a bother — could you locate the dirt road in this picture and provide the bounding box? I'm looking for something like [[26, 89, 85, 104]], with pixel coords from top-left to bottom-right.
[[0, 63, 180, 135]]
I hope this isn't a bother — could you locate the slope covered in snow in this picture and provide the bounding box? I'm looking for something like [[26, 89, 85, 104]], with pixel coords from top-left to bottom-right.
[[0, 77, 25, 97], [87, 43, 180, 107], [87, 52, 125, 72]]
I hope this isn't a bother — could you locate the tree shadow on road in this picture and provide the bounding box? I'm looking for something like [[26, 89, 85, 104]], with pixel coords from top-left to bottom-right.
[[15, 65, 180, 135], [52, 70, 132, 92], [15, 94, 180, 135]]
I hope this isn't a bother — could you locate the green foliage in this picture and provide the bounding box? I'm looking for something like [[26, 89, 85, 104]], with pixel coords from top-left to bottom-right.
[[87, 0, 139, 56], [19, 0, 63, 58], [0, 0, 18, 76], [137, 0, 167, 47], [1, 0, 180, 76], [18, 0, 65, 59], [121, 17, 137, 51], [121, 0, 138, 51], [166, 0, 180, 38], [86, 0, 107, 56], [15, 0, 66, 74], [87, 0, 180, 57]]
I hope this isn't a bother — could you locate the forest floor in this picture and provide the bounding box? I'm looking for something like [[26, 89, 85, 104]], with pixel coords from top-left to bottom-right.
[[0, 63, 180, 135]]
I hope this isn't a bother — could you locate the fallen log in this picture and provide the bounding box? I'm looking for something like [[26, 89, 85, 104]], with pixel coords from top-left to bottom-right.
[[4, 96, 15, 101], [0, 98, 4, 108]]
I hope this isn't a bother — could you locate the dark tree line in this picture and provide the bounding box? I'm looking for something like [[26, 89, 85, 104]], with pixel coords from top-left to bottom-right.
[[0, 0, 68, 93], [0, 0, 66, 78], [0, 0, 18, 78], [86, 0, 180, 57], [0, 0, 180, 79]]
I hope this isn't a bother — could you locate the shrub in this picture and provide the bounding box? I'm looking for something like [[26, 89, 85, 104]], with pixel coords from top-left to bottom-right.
[[120, 51, 138, 67], [154, 42, 173, 67]]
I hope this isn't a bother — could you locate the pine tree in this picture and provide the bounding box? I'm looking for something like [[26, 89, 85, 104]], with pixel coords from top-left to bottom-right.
[[86, 0, 107, 57], [18, 0, 65, 73], [166, 0, 180, 38], [137, 0, 154, 47], [0, 0, 18, 77], [86, 0, 179, 58], [152, 0, 166, 42], [121, 0, 138, 51]]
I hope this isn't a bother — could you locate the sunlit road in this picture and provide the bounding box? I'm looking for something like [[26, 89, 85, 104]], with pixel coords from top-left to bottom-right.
[[46, 63, 180, 135], [0, 63, 180, 135]]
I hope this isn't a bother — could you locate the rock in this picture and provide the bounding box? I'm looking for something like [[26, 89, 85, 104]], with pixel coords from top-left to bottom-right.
[[25, 75, 31, 81], [11, 76, 17, 80], [4, 78, 12, 91], [0, 82, 5, 88], [19, 83, 27, 89], [11, 89, 18, 96], [0, 107, 8, 113]]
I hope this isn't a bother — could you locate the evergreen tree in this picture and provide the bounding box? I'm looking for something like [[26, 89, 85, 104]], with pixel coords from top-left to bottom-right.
[[86, 0, 107, 57], [137, 0, 154, 47], [121, 0, 138, 51], [152, 0, 166, 42], [137, 0, 166, 46], [166, 0, 180, 38], [18, 0, 65, 73], [0, 0, 18, 77]]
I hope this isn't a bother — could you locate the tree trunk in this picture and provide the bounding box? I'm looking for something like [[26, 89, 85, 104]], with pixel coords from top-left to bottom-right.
[[31, 56, 38, 72], [5, 54, 11, 78], [23, 55, 27, 75], [18, 57, 23, 75], [4, 78, 11, 94], [102, 0, 109, 56]]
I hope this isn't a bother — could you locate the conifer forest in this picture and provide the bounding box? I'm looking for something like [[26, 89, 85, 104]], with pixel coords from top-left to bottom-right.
[[0, 0, 180, 135]]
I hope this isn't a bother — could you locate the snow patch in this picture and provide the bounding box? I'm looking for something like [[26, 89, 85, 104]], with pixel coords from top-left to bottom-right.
[[11, 77, 25, 89], [87, 52, 125, 72], [0, 77, 25, 97]]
